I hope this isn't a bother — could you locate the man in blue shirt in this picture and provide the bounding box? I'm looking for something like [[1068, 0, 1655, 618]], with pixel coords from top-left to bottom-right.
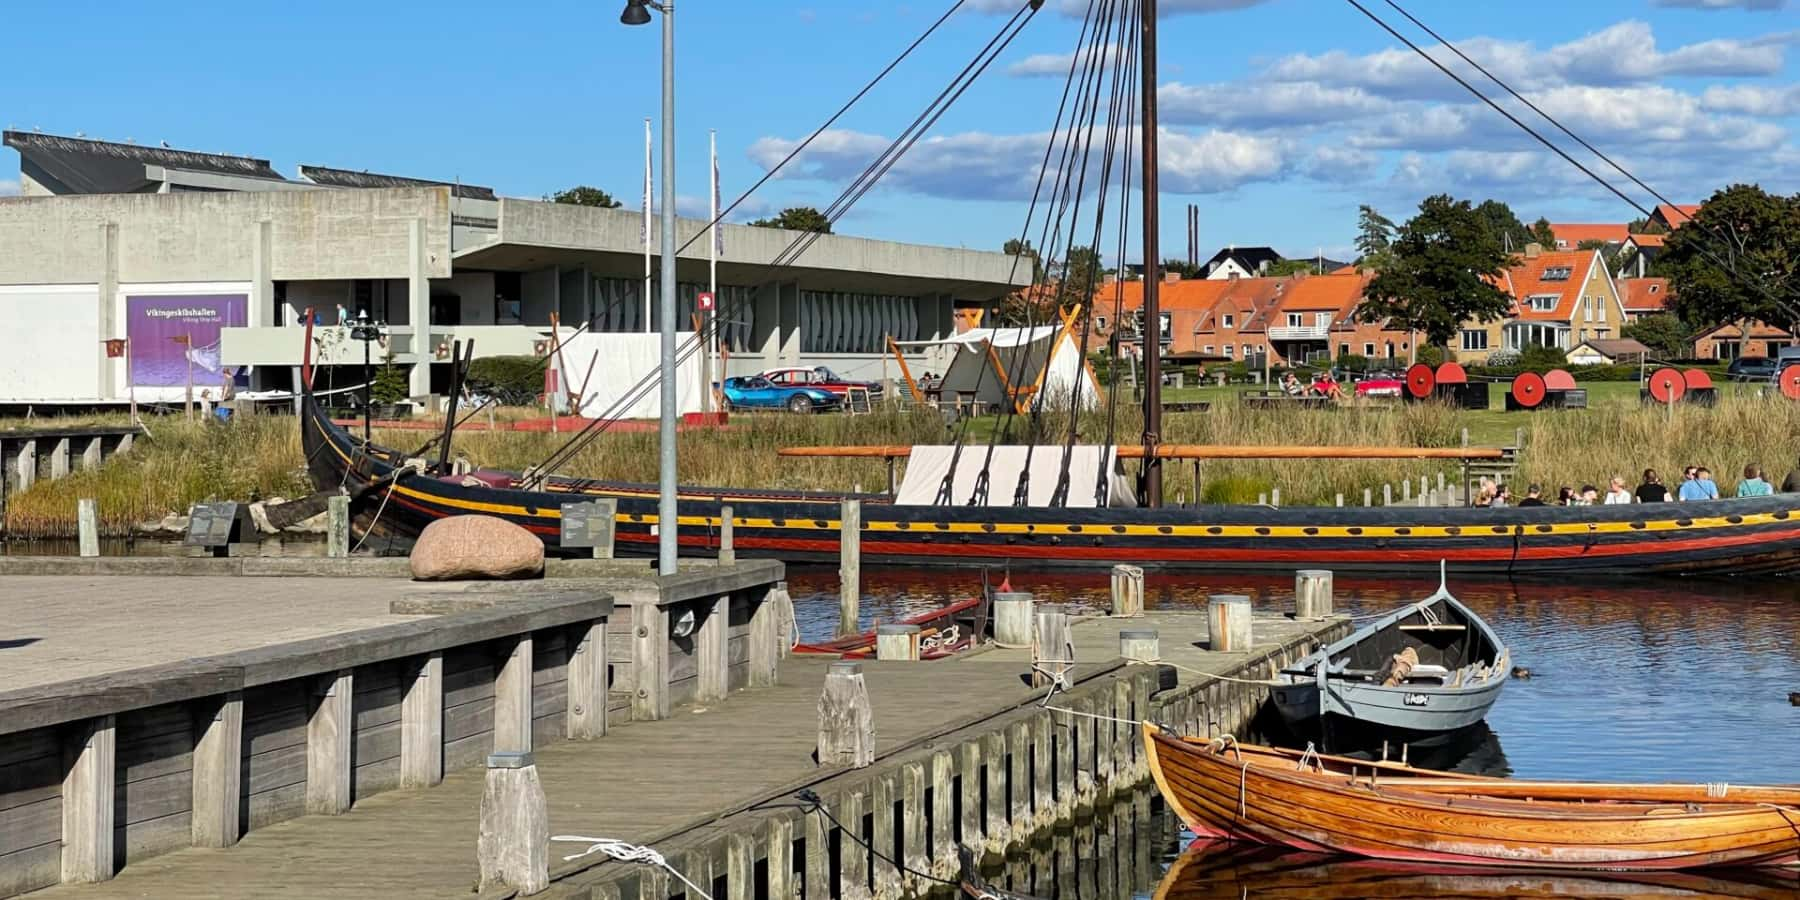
[[1678, 467, 1719, 501]]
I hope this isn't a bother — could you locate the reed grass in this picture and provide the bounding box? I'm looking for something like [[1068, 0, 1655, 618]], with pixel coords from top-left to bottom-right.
[[5, 393, 1795, 537]]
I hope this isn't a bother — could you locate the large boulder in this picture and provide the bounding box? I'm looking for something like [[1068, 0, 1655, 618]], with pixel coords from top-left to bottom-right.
[[410, 515, 545, 581]]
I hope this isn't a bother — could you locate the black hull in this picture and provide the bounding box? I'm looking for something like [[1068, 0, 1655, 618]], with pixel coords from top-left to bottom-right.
[[302, 395, 1800, 575]]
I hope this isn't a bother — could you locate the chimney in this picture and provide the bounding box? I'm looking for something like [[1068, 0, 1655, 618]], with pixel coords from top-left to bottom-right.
[[1164, 271, 1181, 283], [1524, 242, 1542, 259]]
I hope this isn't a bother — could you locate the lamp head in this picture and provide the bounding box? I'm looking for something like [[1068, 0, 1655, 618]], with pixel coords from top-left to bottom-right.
[[620, 0, 652, 25]]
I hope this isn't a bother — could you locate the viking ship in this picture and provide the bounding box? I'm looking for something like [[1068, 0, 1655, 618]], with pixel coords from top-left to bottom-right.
[[292, 0, 1800, 577], [1142, 726, 1800, 871]]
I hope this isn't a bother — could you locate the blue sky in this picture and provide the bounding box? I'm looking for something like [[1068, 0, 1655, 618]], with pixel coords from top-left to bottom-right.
[[3, 0, 1796, 264]]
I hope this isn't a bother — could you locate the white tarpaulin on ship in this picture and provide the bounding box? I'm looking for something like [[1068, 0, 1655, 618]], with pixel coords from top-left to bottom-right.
[[551, 331, 704, 419], [894, 444, 1138, 508], [897, 324, 1100, 412]]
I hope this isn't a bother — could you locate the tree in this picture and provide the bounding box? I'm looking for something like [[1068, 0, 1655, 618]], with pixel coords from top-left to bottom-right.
[[1354, 205, 1397, 269], [749, 206, 832, 233], [1472, 199, 1533, 253], [1660, 184, 1800, 338], [1004, 238, 1045, 281], [1627, 217, 1667, 236], [1622, 313, 1694, 360], [549, 185, 622, 208], [1161, 257, 1205, 279], [1056, 246, 1104, 298], [1356, 194, 1516, 350], [1264, 259, 1317, 277], [1576, 239, 1610, 252], [1528, 217, 1558, 250]]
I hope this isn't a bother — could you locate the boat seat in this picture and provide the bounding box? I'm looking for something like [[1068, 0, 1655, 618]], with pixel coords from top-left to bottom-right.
[[1399, 624, 1466, 632]]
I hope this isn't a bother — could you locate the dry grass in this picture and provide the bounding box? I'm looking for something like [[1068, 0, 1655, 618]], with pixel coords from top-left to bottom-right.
[[5, 394, 1796, 537]]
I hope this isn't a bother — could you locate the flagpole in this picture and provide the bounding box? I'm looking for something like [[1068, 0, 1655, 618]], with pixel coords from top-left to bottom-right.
[[643, 116, 653, 334], [709, 128, 719, 415]]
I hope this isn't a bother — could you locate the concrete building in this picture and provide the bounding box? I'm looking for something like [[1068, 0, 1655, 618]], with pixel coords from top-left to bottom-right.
[[0, 131, 1022, 404]]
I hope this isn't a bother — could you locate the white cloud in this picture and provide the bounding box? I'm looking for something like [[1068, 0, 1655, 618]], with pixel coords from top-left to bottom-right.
[[0, 179, 19, 197], [1301, 146, 1379, 184], [1652, 0, 1788, 9], [1702, 83, 1800, 116], [748, 126, 1287, 200], [1159, 80, 1393, 128], [1006, 42, 1120, 78]]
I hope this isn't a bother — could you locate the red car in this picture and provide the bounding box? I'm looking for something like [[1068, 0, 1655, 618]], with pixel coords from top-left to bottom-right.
[[760, 366, 885, 400]]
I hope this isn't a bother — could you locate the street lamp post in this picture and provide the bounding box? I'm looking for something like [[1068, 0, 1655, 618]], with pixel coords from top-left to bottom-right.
[[622, 0, 680, 574]]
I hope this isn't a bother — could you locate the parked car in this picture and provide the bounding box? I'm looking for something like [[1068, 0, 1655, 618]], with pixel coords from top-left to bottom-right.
[[718, 376, 842, 414], [1726, 356, 1778, 382], [1353, 375, 1405, 398], [761, 366, 884, 401]]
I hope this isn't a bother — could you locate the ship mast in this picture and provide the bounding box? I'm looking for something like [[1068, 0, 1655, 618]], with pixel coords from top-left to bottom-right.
[[1138, 0, 1163, 507]]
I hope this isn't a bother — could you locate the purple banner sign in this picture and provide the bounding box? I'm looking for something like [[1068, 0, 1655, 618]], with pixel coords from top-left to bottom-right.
[[126, 294, 248, 387]]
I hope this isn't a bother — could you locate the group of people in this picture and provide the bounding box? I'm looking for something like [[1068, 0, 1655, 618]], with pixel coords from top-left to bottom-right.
[[1476, 460, 1800, 507], [1279, 371, 1345, 402]]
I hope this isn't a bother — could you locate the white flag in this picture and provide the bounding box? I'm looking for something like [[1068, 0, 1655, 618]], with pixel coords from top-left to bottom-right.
[[711, 136, 723, 257]]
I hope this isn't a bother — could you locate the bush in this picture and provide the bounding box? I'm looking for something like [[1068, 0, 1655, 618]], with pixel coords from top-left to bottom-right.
[[466, 355, 545, 405], [1415, 344, 1448, 367], [1200, 475, 1273, 505], [1518, 344, 1568, 371], [1334, 353, 1372, 373], [370, 362, 410, 404]]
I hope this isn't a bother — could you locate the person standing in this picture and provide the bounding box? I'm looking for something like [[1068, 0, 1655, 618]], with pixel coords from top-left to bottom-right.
[[1517, 484, 1547, 507], [1736, 464, 1774, 498], [1603, 476, 1632, 504], [1635, 469, 1669, 503], [1679, 467, 1720, 501]]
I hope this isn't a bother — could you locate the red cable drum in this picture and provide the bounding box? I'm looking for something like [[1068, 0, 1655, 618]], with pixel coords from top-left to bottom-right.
[[1434, 362, 1467, 385], [1405, 363, 1436, 399], [1543, 369, 1577, 391], [1647, 367, 1686, 405], [1778, 364, 1800, 401], [1511, 371, 1547, 408], [1681, 368, 1714, 391]]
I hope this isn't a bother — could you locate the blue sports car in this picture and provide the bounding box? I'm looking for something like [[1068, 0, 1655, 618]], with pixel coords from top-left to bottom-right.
[[717, 376, 842, 414]]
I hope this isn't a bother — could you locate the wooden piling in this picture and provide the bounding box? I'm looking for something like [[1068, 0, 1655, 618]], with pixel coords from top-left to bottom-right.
[[748, 585, 786, 688], [871, 774, 899, 898], [838, 787, 872, 900], [980, 731, 1009, 850], [1403, 479, 1412, 502], [765, 813, 796, 900], [306, 670, 353, 815], [929, 750, 956, 879], [81, 435, 102, 471], [718, 504, 735, 566], [1335, 492, 1343, 507], [838, 499, 862, 639], [1109, 564, 1144, 617], [900, 761, 928, 891], [726, 832, 753, 900], [476, 752, 548, 896], [326, 494, 349, 558], [1271, 487, 1281, 507], [494, 635, 534, 753], [1362, 487, 1372, 506], [805, 790, 832, 900], [401, 652, 445, 787], [1032, 604, 1073, 689], [1295, 569, 1334, 619], [817, 661, 874, 768], [191, 693, 243, 848], [957, 739, 983, 850], [993, 591, 1035, 648], [1383, 483, 1392, 506], [1206, 594, 1253, 652], [77, 498, 99, 557], [1007, 718, 1031, 829], [1029, 710, 1053, 828], [875, 624, 920, 661], [567, 621, 608, 739], [697, 596, 730, 703], [1119, 629, 1159, 664], [60, 715, 115, 883]]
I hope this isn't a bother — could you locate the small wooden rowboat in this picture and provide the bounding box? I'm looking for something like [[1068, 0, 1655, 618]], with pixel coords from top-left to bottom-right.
[[1143, 725, 1800, 871], [1273, 568, 1508, 750], [792, 594, 988, 659]]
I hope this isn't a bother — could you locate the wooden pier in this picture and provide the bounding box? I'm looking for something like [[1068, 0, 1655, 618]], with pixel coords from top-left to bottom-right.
[[0, 426, 141, 536], [0, 563, 1345, 900]]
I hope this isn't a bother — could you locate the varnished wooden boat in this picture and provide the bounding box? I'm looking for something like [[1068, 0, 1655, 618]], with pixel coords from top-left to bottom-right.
[[1143, 725, 1800, 871], [792, 593, 988, 658], [1155, 840, 1800, 899]]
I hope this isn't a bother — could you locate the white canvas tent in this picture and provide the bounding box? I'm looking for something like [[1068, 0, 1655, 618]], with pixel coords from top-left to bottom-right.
[[550, 331, 704, 419], [895, 444, 1139, 508], [893, 320, 1101, 414]]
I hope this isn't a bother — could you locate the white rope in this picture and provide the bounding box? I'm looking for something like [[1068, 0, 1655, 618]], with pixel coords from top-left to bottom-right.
[[1160, 659, 1284, 687], [350, 458, 425, 554], [551, 836, 715, 900]]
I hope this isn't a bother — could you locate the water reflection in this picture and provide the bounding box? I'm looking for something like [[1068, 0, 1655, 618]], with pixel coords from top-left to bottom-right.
[[1154, 841, 1800, 900], [792, 566, 1800, 785]]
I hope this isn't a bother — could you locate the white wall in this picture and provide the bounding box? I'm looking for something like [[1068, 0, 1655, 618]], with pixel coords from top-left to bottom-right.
[[0, 284, 101, 400]]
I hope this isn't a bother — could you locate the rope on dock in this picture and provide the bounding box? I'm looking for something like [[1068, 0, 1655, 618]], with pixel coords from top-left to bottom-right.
[[551, 836, 715, 900]]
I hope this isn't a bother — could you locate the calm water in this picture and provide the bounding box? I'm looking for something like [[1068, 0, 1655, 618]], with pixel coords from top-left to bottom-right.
[[787, 566, 1800, 784]]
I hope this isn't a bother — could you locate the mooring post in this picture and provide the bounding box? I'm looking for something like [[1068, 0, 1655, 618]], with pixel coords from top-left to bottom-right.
[[1120, 629, 1159, 664], [1206, 594, 1253, 652], [1032, 603, 1073, 688], [1362, 487, 1373, 507], [326, 493, 349, 558], [60, 715, 116, 884], [718, 503, 735, 566], [77, 498, 99, 557], [1271, 487, 1281, 507], [1335, 492, 1343, 507], [1109, 564, 1145, 617], [1383, 483, 1392, 506], [817, 661, 874, 768], [993, 591, 1035, 648], [1295, 569, 1334, 619], [477, 751, 548, 896], [1403, 478, 1413, 502], [838, 498, 862, 639], [875, 624, 921, 661]]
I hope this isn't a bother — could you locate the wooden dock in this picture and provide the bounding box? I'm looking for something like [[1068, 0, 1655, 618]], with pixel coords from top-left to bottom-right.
[[0, 565, 1344, 900]]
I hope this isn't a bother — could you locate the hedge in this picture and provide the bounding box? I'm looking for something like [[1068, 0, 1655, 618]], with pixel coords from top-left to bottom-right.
[[465, 355, 546, 405]]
